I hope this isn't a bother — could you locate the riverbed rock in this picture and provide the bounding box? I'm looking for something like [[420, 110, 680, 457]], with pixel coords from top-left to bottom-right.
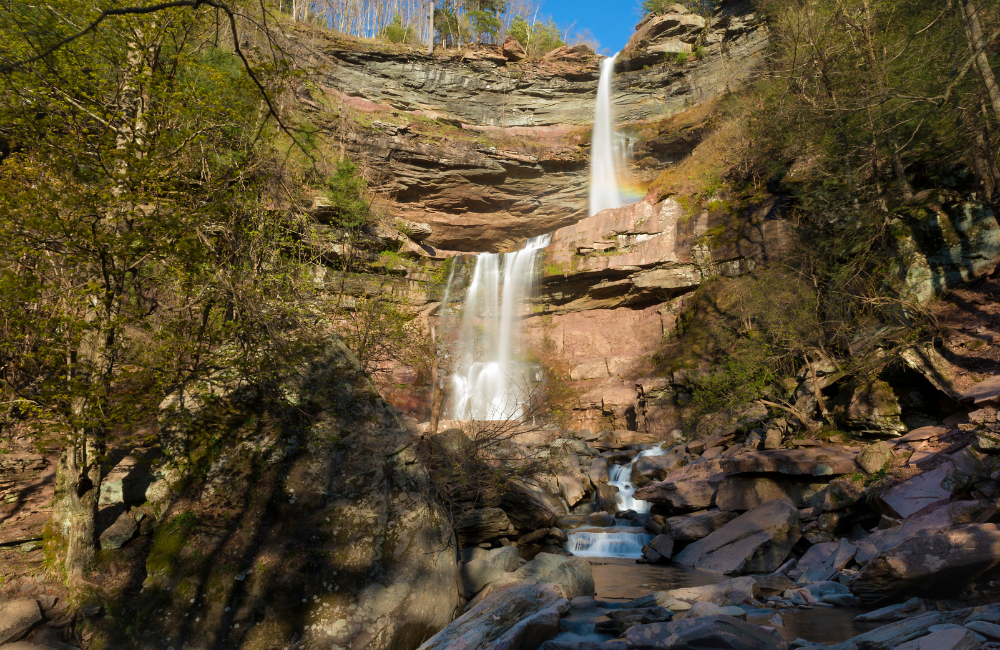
[[0, 599, 41, 645], [558, 474, 586, 507], [855, 597, 929, 622], [482, 553, 596, 602], [418, 583, 564, 650], [632, 460, 727, 510], [755, 574, 795, 597], [596, 607, 675, 635], [669, 576, 759, 606], [893, 628, 980, 650], [852, 523, 1000, 603], [588, 511, 616, 527], [722, 448, 859, 477], [633, 454, 688, 487], [485, 600, 565, 650], [673, 500, 800, 575], [624, 614, 788, 650], [797, 538, 856, 583], [827, 609, 974, 650], [667, 509, 738, 541], [716, 475, 827, 511]]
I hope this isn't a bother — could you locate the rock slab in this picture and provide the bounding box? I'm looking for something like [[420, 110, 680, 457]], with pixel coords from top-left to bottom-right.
[[624, 614, 788, 650], [673, 500, 800, 575], [0, 599, 40, 645]]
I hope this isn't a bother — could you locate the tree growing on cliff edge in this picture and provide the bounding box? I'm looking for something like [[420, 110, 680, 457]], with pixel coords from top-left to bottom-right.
[[0, 1, 311, 601]]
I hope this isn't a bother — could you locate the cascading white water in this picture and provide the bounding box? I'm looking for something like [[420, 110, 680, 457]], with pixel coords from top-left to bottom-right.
[[565, 527, 653, 559], [588, 53, 627, 217], [447, 235, 552, 421], [610, 444, 667, 514]]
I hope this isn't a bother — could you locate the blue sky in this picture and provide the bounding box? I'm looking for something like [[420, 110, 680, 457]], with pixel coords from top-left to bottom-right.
[[540, 0, 644, 54]]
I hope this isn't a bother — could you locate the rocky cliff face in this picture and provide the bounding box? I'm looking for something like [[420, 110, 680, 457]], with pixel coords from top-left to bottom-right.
[[299, 0, 769, 252]]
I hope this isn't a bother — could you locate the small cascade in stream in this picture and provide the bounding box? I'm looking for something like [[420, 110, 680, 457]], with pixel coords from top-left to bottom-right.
[[609, 444, 667, 514], [446, 234, 552, 421], [565, 527, 653, 558], [564, 444, 668, 559], [588, 53, 627, 217]]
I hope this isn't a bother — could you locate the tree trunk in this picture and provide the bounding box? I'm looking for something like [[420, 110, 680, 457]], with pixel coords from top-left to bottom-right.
[[427, 0, 435, 54], [962, 0, 1000, 122], [53, 433, 102, 597]]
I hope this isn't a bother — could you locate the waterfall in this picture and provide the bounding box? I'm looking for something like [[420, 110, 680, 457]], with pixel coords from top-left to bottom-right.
[[588, 53, 627, 217], [609, 444, 667, 514], [447, 235, 551, 421], [565, 527, 653, 559]]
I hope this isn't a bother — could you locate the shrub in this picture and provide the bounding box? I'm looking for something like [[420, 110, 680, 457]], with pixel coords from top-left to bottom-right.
[[380, 15, 415, 43]]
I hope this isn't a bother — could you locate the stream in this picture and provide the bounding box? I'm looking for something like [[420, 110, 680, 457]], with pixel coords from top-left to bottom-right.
[[557, 446, 882, 646]]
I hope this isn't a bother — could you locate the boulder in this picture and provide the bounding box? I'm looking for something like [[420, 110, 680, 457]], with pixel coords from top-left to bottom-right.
[[852, 523, 1000, 603], [632, 454, 687, 488], [0, 600, 40, 645], [826, 610, 973, 650], [486, 546, 521, 572], [558, 474, 586, 507], [716, 475, 827, 511], [673, 500, 800, 575], [596, 483, 620, 513], [855, 597, 929, 622], [590, 457, 610, 484], [501, 481, 558, 531], [596, 607, 674, 635], [484, 601, 564, 650], [463, 559, 505, 597], [667, 509, 738, 541], [875, 462, 953, 519], [99, 511, 137, 550], [501, 36, 526, 61], [624, 614, 788, 650], [669, 577, 759, 606], [632, 460, 727, 510], [893, 628, 980, 650], [764, 429, 782, 450], [456, 508, 517, 545], [857, 442, 894, 475], [417, 583, 564, 650], [755, 573, 794, 597], [588, 511, 616, 527], [798, 538, 856, 583], [722, 448, 858, 477], [811, 477, 865, 511], [642, 535, 674, 563]]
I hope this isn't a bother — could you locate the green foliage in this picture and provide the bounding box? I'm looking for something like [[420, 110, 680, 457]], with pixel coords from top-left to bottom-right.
[[509, 16, 566, 58], [322, 158, 374, 230], [642, 0, 717, 17], [695, 45, 706, 58], [380, 14, 415, 43], [674, 52, 689, 64], [0, 0, 313, 548]]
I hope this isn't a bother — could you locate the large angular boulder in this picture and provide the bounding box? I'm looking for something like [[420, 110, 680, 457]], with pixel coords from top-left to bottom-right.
[[417, 583, 565, 650], [462, 559, 506, 597], [625, 614, 787, 650], [666, 509, 738, 541], [673, 500, 800, 575], [456, 508, 517, 545], [632, 453, 687, 487], [893, 628, 980, 650], [98, 511, 137, 550], [716, 475, 827, 511], [501, 480, 558, 531], [875, 462, 953, 519], [632, 460, 727, 510], [851, 523, 1000, 603], [669, 577, 759, 606], [721, 448, 858, 477], [139, 340, 459, 650]]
